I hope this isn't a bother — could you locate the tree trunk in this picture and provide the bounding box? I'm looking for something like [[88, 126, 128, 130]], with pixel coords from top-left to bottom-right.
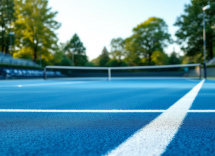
[[33, 47, 37, 62], [5, 44, 9, 54], [1, 29, 4, 53], [148, 53, 151, 65]]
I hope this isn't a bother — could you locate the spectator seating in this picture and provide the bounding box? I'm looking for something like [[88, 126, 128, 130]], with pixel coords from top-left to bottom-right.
[[0, 68, 65, 79], [0, 52, 39, 67]]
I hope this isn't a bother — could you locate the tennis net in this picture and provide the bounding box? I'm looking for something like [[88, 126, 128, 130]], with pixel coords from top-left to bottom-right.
[[44, 63, 205, 80]]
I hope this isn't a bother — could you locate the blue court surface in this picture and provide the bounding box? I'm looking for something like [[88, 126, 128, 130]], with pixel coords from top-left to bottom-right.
[[0, 79, 215, 155]]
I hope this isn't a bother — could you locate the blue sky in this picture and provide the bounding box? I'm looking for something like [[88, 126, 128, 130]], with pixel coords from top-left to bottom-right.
[[48, 0, 191, 60]]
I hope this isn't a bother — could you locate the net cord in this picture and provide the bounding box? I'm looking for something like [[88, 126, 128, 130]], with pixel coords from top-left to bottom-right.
[[44, 63, 204, 80]]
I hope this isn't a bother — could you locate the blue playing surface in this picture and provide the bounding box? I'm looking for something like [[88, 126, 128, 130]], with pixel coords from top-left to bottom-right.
[[0, 79, 214, 155]]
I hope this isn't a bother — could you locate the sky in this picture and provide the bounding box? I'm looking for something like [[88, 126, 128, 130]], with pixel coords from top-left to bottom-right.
[[48, 0, 191, 61]]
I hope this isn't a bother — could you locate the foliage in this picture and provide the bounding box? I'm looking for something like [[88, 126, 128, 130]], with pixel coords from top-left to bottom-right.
[[182, 53, 204, 64], [151, 51, 169, 65], [64, 34, 88, 66], [52, 50, 72, 66], [125, 17, 172, 65], [84, 62, 95, 67], [0, 0, 16, 54], [99, 47, 110, 66], [174, 0, 215, 60], [106, 59, 128, 67], [13, 0, 61, 62], [110, 38, 125, 61], [13, 47, 33, 60], [91, 57, 100, 66], [207, 64, 215, 67], [169, 52, 182, 64]]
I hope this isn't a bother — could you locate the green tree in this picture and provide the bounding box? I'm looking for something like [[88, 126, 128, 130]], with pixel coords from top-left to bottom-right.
[[13, 0, 61, 62], [0, 0, 16, 54], [110, 38, 125, 61], [52, 50, 72, 66], [99, 47, 110, 66], [106, 59, 128, 67], [151, 51, 169, 65], [125, 17, 172, 65], [169, 51, 182, 65], [64, 34, 88, 66], [174, 0, 215, 61], [124, 37, 142, 66], [91, 57, 100, 66]]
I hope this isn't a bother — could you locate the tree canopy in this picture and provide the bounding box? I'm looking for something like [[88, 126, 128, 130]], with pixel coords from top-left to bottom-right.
[[0, 0, 204, 67], [110, 38, 125, 61], [13, 0, 61, 63], [0, 0, 16, 54], [99, 47, 110, 66], [125, 17, 172, 65], [169, 51, 182, 65], [64, 34, 88, 66], [174, 0, 215, 62]]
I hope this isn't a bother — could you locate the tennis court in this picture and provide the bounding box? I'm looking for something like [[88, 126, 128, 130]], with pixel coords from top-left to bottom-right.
[[0, 75, 215, 155]]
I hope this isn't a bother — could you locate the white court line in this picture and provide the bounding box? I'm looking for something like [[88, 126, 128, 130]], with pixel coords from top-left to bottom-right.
[[106, 79, 205, 156], [0, 81, 86, 87], [188, 110, 215, 112], [17, 81, 86, 87], [0, 109, 214, 113], [0, 109, 164, 112]]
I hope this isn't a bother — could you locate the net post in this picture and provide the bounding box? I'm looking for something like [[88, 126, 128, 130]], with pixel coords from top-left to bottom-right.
[[108, 68, 111, 81], [203, 63, 207, 79], [199, 64, 201, 80], [44, 67, 47, 80]]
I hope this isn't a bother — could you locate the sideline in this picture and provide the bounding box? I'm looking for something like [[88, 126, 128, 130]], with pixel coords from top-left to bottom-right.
[[106, 79, 205, 156]]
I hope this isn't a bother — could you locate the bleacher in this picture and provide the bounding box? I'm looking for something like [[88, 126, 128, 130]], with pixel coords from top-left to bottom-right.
[[0, 68, 65, 79], [0, 52, 65, 79], [0, 52, 39, 67]]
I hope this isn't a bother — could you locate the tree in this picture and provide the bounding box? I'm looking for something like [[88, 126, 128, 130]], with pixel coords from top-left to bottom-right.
[[169, 51, 182, 65], [174, 0, 215, 61], [91, 57, 100, 66], [106, 59, 128, 67], [124, 37, 142, 66], [0, 0, 16, 54], [125, 17, 172, 65], [99, 47, 110, 66], [64, 34, 88, 66], [151, 51, 169, 65], [110, 38, 125, 61], [52, 50, 72, 66], [13, 0, 61, 62]]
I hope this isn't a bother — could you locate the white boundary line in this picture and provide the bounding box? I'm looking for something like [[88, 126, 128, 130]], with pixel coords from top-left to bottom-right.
[[106, 79, 205, 156], [0, 109, 214, 113], [0, 81, 86, 87], [0, 109, 164, 112], [16, 81, 85, 87]]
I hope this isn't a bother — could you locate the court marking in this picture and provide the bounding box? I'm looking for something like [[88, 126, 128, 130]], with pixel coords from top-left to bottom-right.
[[0, 109, 164, 112], [106, 79, 205, 156], [0, 81, 87, 87], [0, 109, 215, 113]]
